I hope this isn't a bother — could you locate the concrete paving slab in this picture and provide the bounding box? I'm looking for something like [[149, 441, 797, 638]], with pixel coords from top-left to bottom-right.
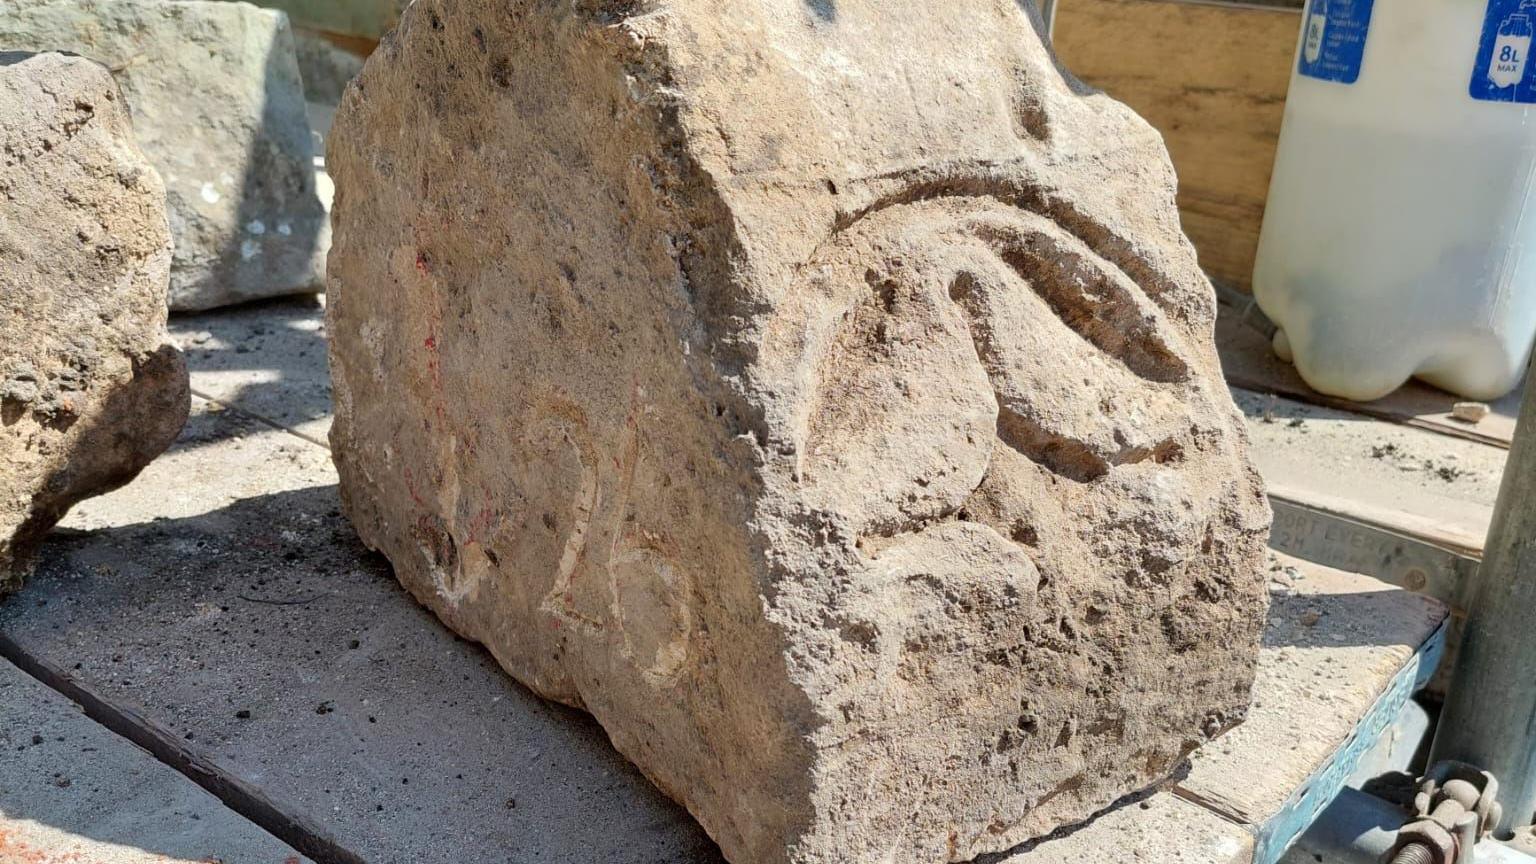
[[0, 658, 306, 864], [2, 399, 720, 863], [168, 298, 333, 449]]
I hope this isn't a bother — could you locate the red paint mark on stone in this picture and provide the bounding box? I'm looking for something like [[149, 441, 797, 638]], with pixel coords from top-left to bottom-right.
[[403, 467, 426, 508], [466, 502, 496, 545], [423, 335, 436, 350]]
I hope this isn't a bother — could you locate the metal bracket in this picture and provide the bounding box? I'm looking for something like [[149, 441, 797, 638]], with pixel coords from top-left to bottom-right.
[[1385, 762, 1502, 864]]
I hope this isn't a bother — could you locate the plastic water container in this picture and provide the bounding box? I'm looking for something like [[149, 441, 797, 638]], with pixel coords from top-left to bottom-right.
[[1253, 0, 1536, 401]]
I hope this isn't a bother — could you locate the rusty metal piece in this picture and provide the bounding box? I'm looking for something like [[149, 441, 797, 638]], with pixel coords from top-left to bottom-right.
[[1383, 762, 1502, 864], [1389, 820, 1458, 864], [1389, 843, 1440, 864]]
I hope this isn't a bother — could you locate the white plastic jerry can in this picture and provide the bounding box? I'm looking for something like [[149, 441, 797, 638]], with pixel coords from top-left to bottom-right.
[[1252, 0, 1536, 402]]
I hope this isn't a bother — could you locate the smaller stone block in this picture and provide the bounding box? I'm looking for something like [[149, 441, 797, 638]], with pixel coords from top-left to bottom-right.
[[0, 51, 189, 592]]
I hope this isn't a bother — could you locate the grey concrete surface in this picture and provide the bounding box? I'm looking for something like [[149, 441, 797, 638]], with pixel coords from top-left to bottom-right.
[[0, 658, 307, 863], [2, 396, 722, 863], [169, 297, 333, 448]]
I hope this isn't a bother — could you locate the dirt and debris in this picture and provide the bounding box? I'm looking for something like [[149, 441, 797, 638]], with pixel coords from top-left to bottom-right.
[[1234, 389, 1504, 547]]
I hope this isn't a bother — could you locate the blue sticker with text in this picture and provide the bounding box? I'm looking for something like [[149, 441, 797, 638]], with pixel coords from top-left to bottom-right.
[[1297, 0, 1375, 84], [1471, 0, 1536, 103]]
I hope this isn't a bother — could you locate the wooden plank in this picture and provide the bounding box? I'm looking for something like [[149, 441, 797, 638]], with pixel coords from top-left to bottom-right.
[[1267, 495, 1477, 605], [997, 792, 1253, 863], [1053, 0, 1299, 289], [1266, 493, 1475, 698], [1247, 620, 1445, 864], [1176, 557, 1449, 862], [1232, 385, 1502, 560], [1239, 385, 1491, 698], [1217, 297, 1522, 448]]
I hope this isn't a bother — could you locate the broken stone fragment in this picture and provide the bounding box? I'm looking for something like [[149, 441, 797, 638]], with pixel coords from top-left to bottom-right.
[[1, 52, 189, 594], [0, 0, 328, 311], [326, 2, 1272, 862], [1451, 401, 1490, 424]]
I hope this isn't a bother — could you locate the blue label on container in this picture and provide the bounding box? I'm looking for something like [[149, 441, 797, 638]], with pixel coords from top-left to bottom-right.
[[1471, 0, 1536, 102], [1297, 0, 1375, 84]]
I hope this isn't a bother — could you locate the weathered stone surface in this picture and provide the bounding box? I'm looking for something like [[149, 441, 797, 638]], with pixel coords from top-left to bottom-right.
[[326, 2, 1272, 862], [219, 0, 408, 41], [1, 52, 189, 593], [293, 28, 365, 105], [0, 0, 328, 311]]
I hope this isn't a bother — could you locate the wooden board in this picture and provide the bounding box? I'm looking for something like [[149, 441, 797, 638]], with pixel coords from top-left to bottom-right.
[[1053, 0, 1300, 290], [1216, 296, 1522, 447], [1175, 557, 1448, 863], [1232, 385, 1502, 562]]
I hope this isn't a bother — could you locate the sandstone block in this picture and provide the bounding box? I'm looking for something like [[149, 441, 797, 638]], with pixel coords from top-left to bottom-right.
[[0, 0, 328, 310], [1, 52, 189, 593], [292, 28, 365, 106], [326, 2, 1272, 862]]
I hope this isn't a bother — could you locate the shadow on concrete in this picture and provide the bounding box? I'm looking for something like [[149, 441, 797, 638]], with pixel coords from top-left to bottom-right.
[[1, 483, 724, 863], [804, 0, 836, 21], [1263, 585, 1444, 652], [169, 294, 333, 447]]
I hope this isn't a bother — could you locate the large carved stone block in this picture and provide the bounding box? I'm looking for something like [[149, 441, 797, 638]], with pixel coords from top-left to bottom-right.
[[1, 52, 189, 593], [325, 2, 1271, 861]]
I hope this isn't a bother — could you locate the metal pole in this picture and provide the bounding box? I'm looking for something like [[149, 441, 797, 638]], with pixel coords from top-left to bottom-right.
[[1431, 364, 1536, 833]]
